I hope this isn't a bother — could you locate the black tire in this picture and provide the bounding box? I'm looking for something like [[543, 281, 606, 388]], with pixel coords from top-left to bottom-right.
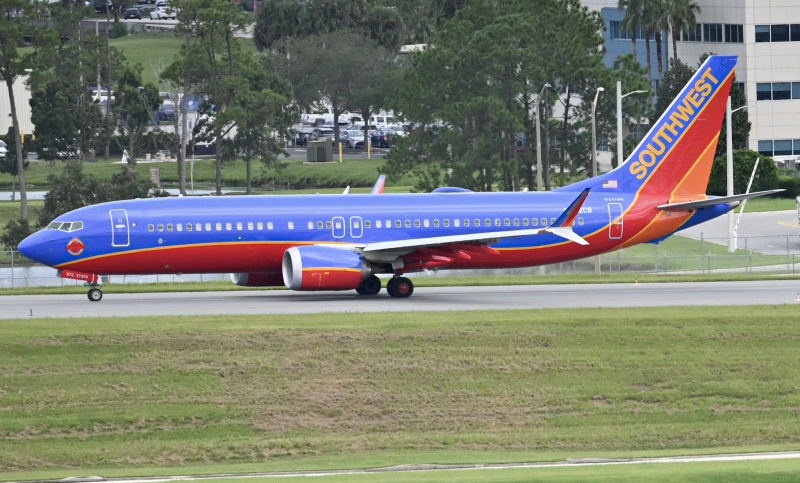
[[356, 275, 381, 296], [88, 288, 103, 302], [387, 277, 413, 298]]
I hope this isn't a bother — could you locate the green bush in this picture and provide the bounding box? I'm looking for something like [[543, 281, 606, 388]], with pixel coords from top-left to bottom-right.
[[777, 175, 800, 199], [110, 21, 128, 39]]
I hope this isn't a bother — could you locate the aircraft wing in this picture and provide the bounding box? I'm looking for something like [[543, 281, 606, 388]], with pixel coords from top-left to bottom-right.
[[657, 189, 784, 211], [356, 189, 590, 261]]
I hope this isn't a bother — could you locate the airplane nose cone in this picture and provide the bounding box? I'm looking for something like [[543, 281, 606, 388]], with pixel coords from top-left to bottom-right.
[[18, 230, 56, 265]]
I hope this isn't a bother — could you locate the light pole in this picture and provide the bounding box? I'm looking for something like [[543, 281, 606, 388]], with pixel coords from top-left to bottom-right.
[[727, 98, 749, 252], [616, 80, 647, 166], [535, 83, 551, 191], [590, 86, 604, 178]]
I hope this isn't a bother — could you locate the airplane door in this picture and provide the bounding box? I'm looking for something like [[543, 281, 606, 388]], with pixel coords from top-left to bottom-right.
[[332, 216, 346, 238], [608, 203, 623, 240], [109, 209, 130, 247], [350, 216, 363, 238]]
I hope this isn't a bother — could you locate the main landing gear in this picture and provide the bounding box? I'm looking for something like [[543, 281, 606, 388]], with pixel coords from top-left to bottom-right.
[[355, 275, 415, 298], [386, 276, 414, 298], [87, 282, 103, 302]]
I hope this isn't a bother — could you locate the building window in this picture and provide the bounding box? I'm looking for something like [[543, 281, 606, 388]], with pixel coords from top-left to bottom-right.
[[724, 24, 743, 43], [703, 23, 723, 43], [794, 140, 800, 156], [775, 139, 792, 156], [757, 140, 773, 156], [755, 25, 770, 42], [609, 20, 631, 40], [792, 24, 800, 41], [681, 24, 701, 42], [773, 82, 791, 100], [772, 24, 790, 42], [756, 83, 772, 101]]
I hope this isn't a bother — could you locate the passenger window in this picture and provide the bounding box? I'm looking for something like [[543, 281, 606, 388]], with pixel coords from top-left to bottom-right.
[[216, 223, 222, 231], [148, 224, 154, 232], [186, 223, 192, 232], [257, 222, 264, 230], [353, 220, 360, 229], [308, 221, 314, 229], [317, 221, 323, 229], [523, 218, 529, 226], [513, 218, 519, 226], [464, 219, 470, 227], [578, 217, 585, 225], [268, 222, 274, 230], [443, 219, 450, 227], [335, 221, 342, 229], [474, 219, 480, 227], [236, 222, 243, 230], [386, 219, 391, 228], [376, 220, 383, 228], [551, 218, 556, 224], [288, 222, 295, 230], [494, 219, 501, 227], [326, 221, 332, 229], [158, 224, 164, 232], [167, 224, 173, 232], [485, 218, 491, 227], [205, 223, 212, 231], [424, 219, 430, 227], [541, 218, 547, 226], [395, 220, 401, 228], [454, 219, 460, 227], [177, 224, 183, 232], [365, 221, 371, 228], [405, 220, 411, 228], [414, 220, 420, 227], [196, 223, 202, 231], [532, 218, 538, 227], [504, 218, 510, 227], [225, 222, 232, 231], [248, 222, 254, 230], [434, 219, 440, 227]]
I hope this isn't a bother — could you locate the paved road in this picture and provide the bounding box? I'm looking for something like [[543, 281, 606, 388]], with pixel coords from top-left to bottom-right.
[[679, 210, 800, 255], [3, 280, 798, 320]]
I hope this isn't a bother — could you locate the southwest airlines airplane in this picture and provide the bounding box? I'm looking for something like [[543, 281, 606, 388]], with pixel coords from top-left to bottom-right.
[[19, 55, 778, 301]]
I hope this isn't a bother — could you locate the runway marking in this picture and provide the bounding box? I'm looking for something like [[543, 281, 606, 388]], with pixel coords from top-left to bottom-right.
[[778, 221, 799, 228], [21, 451, 800, 482]]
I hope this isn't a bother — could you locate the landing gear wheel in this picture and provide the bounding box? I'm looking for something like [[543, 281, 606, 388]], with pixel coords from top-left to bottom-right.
[[387, 277, 414, 298], [356, 275, 382, 296], [87, 288, 103, 302]]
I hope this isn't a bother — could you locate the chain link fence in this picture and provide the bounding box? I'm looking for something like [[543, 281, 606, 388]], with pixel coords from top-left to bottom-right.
[[2, 233, 799, 288]]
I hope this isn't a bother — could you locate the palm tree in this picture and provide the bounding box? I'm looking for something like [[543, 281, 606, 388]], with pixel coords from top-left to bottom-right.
[[668, 0, 701, 60], [619, 0, 644, 59], [648, 0, 671, 81]]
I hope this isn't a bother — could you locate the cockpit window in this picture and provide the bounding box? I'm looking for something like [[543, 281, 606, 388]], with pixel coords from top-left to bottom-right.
[[47, 221, 84, 232]]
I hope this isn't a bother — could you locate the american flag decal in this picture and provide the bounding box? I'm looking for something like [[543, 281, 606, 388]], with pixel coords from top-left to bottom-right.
[[603, 179, 618, 189]]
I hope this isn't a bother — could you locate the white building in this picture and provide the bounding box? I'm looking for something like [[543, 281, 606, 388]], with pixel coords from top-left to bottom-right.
[[587, 0, 800, 164], [0, 76, 34, 137]]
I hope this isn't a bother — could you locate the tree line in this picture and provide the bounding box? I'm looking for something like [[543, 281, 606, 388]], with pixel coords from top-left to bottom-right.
[[2, 0, 765, 251]]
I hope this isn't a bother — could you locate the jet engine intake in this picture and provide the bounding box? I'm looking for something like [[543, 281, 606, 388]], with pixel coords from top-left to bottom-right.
[[282, 245, 367, 291]]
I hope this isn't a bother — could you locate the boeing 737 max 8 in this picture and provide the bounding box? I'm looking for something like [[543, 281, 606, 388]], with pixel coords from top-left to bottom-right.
[[18, 55, 780, 301]]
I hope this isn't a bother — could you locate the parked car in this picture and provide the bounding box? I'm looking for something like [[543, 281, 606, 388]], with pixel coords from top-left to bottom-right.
[[370, 127, 405, 148], [149, 6, 176, 19], [0, 140, 7, 158], [308, 126, 334, 140], [124, 7, 142, 18], [340, 130, 365, 149]]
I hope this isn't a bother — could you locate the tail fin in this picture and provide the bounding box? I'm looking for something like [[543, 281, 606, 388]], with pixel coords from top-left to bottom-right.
[[561, 55, 737, 198]]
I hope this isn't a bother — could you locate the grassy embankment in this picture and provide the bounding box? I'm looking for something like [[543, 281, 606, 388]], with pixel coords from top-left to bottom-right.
[[1, 306, 799, 481]]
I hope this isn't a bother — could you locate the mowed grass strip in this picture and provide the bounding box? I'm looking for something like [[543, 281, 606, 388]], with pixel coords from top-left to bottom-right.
[[1, 306, 799, 475]]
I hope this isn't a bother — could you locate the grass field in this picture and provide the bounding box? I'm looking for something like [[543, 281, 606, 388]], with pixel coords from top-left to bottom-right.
[[1, 306, 799, 481]]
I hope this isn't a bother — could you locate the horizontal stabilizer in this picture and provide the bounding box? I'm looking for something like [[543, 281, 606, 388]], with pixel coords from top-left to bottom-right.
[[657, 189, 784, 211]]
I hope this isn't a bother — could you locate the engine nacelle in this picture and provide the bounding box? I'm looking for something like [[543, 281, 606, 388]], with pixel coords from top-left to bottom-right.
[[282, 245, 367, 291], [229, 271, 284, 287]]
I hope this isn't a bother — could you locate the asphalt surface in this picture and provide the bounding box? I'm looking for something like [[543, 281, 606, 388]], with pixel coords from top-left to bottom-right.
[[678, 210, 800, 255], [3, 280, 799, 319]]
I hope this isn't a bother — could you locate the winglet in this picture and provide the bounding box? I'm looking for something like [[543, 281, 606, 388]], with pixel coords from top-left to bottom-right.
[[552, 188, 590, 227], [539, 188, 591, 245], [371, 175, 386, 194]]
